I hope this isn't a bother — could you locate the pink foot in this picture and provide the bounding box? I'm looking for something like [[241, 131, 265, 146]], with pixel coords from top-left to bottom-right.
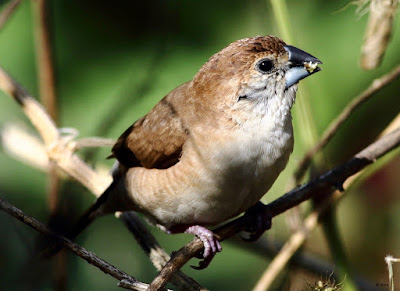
[[184, 225, 222, 269]]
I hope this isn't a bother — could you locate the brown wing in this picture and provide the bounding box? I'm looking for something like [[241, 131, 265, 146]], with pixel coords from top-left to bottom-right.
[[111, 88, 189, 169]]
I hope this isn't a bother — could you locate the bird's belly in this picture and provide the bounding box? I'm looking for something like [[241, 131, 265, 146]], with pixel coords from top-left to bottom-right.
[[193, 133, 293, 224]]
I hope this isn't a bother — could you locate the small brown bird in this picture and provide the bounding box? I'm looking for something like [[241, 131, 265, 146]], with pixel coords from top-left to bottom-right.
[[49, 35, 321, 268]]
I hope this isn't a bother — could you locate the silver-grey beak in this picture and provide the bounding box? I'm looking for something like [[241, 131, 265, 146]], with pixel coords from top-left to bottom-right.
[[284, 45, 322, 89]]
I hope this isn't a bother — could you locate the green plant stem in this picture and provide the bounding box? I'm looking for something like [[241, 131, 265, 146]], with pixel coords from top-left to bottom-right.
[[269, 0, 319, 153], [268, 1, 356, 289], [320, 205, 357, 291]]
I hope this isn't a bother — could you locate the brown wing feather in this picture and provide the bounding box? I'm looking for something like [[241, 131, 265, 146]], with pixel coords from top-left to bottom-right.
[[112, 86, 189, 169]]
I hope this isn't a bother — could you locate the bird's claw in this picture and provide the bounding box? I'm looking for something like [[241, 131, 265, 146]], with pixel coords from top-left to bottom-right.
[[191, 252, 216, 270], [184, 225, 222, 269], [241, 202, 272, 242]]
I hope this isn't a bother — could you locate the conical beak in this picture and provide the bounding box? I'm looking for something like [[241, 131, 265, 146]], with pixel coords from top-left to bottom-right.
[[284, 45, 322, 89]]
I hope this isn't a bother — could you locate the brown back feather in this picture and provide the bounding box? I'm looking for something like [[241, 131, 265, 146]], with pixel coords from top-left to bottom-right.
[[112, 85, 189, 169]]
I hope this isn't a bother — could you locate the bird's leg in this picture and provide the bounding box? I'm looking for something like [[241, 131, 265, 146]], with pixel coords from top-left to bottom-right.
[[241, 201, 272, 242], [168, 224, 222, 269]]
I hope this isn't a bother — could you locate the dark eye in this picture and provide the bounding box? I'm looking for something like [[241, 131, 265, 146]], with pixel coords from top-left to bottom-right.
[[257, 59, 274, 73]]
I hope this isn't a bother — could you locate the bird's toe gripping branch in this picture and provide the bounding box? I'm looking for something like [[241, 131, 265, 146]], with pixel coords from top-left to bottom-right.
[[184, 225, 222, 270], [241, 201, 272, 242]]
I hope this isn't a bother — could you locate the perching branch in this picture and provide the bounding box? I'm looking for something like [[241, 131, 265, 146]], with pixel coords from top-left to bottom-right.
[[0, 66, 205, 291], [252, 191, 340, 291], [253, 114, 400, 290], [0, 196, 155, 291], [272, 64, 400, 289], [148, 127, 400, 290]]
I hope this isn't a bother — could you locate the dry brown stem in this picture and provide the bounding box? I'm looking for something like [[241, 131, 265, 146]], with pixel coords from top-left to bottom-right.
[[0, 0, 22, 30], [360, 0, 399, 70], [31, 1, 62, 284]]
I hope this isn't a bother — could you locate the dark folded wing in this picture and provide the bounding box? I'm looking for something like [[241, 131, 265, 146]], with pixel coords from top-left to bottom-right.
[[111, 94, 188, 169]]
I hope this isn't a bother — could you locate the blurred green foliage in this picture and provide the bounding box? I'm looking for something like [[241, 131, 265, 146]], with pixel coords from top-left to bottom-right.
[[0, 0, 399, 290]]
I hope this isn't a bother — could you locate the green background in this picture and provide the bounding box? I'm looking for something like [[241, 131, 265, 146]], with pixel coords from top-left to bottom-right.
[[0, 0, 399, 290]]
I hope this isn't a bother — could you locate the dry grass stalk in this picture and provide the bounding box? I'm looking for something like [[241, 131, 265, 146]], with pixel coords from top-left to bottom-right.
[[360, 0, 399, 70]]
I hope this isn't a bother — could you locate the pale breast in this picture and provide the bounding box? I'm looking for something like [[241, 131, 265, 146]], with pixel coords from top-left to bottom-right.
[[200, 111, 294, 219]]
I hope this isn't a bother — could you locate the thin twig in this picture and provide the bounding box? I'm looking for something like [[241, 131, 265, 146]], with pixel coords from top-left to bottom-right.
[[0, 0, 22, 30], [0, 67, 111, 193], [0, 68, 59, 144], [1, 123, 49, 170], [0, 66, 204, 290], [148, 127, 400, 290], [0, 197, 154, 291], [294, 64, 400, 182]]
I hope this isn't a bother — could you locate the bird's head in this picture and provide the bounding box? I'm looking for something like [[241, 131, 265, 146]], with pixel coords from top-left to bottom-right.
[[193, 35, 321, 110]]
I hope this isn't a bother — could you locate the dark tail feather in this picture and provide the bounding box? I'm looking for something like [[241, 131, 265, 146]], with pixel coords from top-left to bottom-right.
[[40, 181, 115, 258]]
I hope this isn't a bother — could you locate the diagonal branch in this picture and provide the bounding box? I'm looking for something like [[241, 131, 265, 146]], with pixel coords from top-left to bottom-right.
[[253, 114, 400, 290], [277, 65, 400, 290], [294, 64, 400, 183], [148, 127, 400, 290], [0, 196, 155, 291]]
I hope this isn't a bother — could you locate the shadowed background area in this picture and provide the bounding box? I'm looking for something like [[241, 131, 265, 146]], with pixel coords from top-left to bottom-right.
[[0, 0, 399, 290]]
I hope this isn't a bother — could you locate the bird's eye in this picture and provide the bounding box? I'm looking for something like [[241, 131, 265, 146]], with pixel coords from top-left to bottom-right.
[[256, 59, 274, 73]]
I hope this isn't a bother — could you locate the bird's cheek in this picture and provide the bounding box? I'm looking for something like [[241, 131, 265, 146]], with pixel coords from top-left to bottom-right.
[[246, 75, 269, 91]]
